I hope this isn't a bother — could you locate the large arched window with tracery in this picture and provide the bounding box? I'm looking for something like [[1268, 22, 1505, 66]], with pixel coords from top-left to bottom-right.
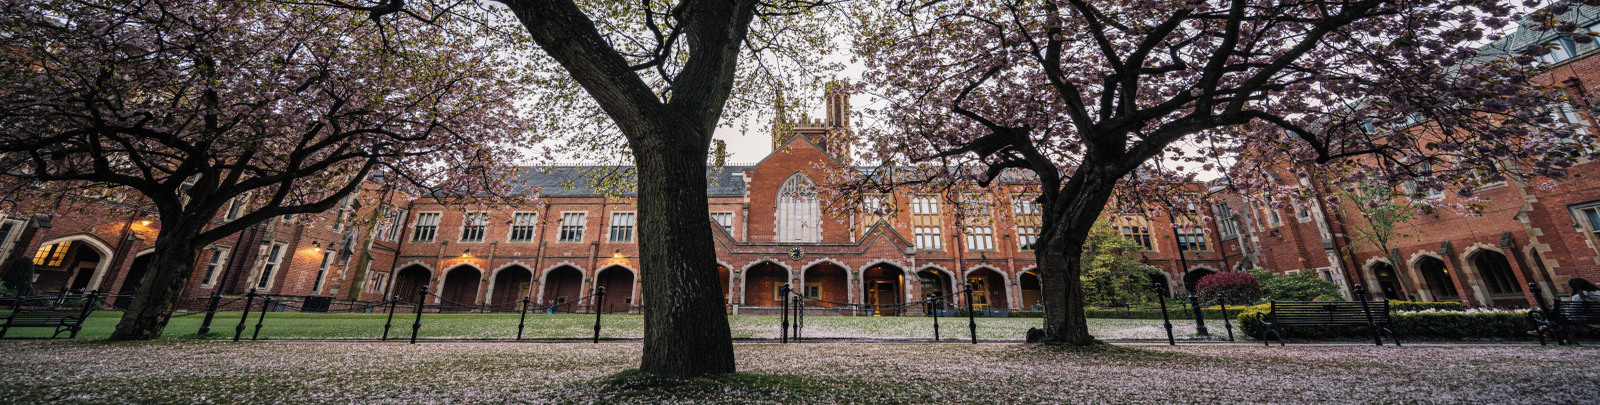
[[776, 173, 821, 242]]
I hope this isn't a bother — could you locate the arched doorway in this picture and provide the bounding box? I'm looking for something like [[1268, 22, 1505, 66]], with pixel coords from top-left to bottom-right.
[[1369, 262, 1405, 301], [596, 266, 635, 313], [717, 265, 731, 304], [1415, 257, 1458, 302], [30, 240, 111, 294], [966, 268, 1008, 309], [742, 262, 789, 307], [115, 254, 154, 308], [490, 266, 533, 311], [1019, 271, 1040, 310], [1182, 268, 1216, 292], [862, 263, 905, 316], [439, 266, 481, 312], [62, 245, 104, 293], [1469, 250, 1525, 308], [917, 268, 953, 313], [541, 266, 583, 312], [392, 265, 431, 303], [803, 263, 848, 306]]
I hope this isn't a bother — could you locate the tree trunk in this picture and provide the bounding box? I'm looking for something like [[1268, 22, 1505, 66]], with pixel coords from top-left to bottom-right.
[[1037, 166, 1120, 346], [108, 223, 204, 340], [634, 130, 737, 377]]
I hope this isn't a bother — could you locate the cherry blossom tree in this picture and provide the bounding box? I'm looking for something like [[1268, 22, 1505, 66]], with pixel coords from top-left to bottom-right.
[[850, 0, 1595, 345], [318, 0, 843, 377], [0, 0, 530, 340]]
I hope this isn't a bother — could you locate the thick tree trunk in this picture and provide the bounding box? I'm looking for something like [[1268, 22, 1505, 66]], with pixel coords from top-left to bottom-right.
[[1038, 241, 1093, 345], [634, 132, 737, 377], [109, 223, 204, 340], [1037, 166, 1120, 346]]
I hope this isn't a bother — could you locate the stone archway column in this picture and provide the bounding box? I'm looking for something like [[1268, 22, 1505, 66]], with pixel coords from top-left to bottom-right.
[[532, 274, 546, 307], [906, 271, 924, 316], [1005, 269, 1019, 310], [481, 272, 496, 307], [1437, 242, 1480, 307], [1357, 263, 1382, 300], [1497, 235, 1539, 307], [583, 267, 598, 311], [632, 275, 643, 314]]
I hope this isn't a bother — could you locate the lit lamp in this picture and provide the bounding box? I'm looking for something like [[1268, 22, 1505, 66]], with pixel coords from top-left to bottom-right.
[[602, 249, 630, 268], [311, 241, 322, 253], [462, 249, 472, 258], [139, 219, 151, 227]]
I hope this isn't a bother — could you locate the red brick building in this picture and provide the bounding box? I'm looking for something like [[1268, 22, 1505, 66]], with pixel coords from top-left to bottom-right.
[[0, 88, 1237, 314], [1223, 8, 1600, 308]]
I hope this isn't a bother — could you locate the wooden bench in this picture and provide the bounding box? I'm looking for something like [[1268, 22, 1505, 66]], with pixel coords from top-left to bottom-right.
[[1256, 300, 1400, 346], [0, 292, 99, 339], [1530, 299, 1600, 345]]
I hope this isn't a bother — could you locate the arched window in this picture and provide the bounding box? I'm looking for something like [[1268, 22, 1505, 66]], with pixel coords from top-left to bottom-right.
[[776, 173, 820, 242]]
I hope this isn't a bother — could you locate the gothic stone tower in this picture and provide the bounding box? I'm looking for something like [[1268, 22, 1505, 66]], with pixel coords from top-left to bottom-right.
[[772, 81, 852, 161]]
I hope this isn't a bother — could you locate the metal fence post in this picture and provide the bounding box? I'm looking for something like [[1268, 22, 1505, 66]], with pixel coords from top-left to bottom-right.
[[1155, 282, 1174, 346], [931, 293, 941, 342], [592, 286, 605, 343], [198, 289, 222, 336], [234, 289, 256, 342], [517, 296, 530, 340], [965, 286, 977, 344], [779, 284, 790, 344], [1219, 295, 1235, 341], [1355, 284, 1381, 346], [382, 296, 398, 341], [252, 295, 271, 341], [411, 287, 427, 344]]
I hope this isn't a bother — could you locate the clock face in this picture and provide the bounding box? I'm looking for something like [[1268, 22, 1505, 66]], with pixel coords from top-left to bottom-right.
[[788, 246, 804, 261]]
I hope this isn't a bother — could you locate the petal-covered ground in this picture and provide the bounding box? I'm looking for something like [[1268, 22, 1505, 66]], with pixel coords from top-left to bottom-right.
[[0, 341, 1591, 404]]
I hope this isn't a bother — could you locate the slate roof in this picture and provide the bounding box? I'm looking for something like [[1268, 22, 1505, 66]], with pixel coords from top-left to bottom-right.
[[1465, 3, 1600, 65], [511, 165, 750, 197]]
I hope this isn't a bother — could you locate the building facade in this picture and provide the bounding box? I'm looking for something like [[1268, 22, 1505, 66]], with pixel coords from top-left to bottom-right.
[[0, 90, 1240, 314], [1221, 6, 1600, 308]]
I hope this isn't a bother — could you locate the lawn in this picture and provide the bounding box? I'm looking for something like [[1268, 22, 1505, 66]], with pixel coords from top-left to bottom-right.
[[0, 311, 1223, 341], [0, 340, 1592, 404]]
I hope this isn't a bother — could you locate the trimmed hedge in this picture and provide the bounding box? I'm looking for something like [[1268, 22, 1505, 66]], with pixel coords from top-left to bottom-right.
[[1235, 307, 1597, 340], [1005, 308, 1248, 319], [1388, 300, 1465, 312], [1080, 305, 1259, 320]]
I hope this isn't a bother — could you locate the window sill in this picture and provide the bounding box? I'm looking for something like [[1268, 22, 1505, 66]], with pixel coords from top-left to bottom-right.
[[1469, 182, 1507, 192]]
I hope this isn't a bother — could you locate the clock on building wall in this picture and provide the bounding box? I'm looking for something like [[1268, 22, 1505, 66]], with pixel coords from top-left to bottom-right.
[[788, 246, 804, 261]]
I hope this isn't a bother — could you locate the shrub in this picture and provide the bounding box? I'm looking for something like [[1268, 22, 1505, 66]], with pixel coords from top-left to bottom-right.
[[1196, 272, 1262, 305], [1260, 271, 1341, 301], [1234, 307, 1589, 340], [1312, 294, 1344, 302], [1083, 304, 1263, 320], [1, 260, 34, 294], [1388, 300, 1465, 312]]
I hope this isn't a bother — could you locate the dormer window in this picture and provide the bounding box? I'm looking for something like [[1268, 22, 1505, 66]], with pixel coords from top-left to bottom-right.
[[1537, 36, 1579, 65]]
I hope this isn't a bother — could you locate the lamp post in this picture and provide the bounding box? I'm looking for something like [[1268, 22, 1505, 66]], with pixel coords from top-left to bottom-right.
[[591, 286, 606, 343]]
